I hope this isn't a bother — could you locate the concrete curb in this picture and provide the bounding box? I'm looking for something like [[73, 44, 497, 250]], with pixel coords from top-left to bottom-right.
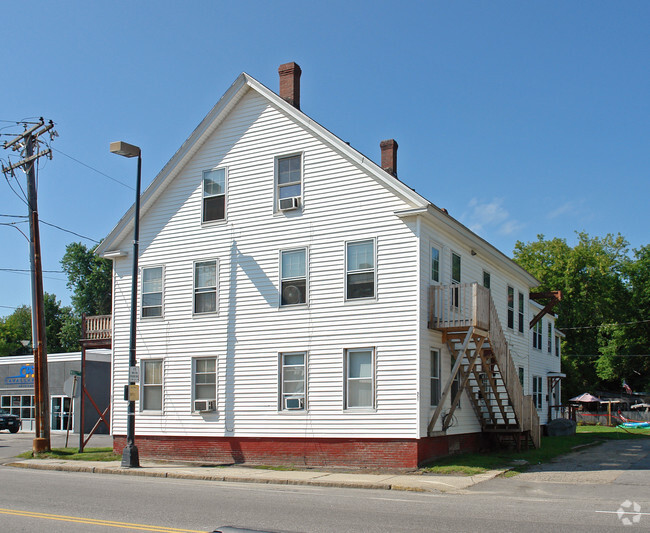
[[5, 460, 504, 493]]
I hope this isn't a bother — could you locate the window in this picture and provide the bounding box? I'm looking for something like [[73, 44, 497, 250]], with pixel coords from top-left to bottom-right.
[[142, 267, 163, 318], [430, 349, 440, 406], [277, 155, 302, 207], [533, 375, 543, 409], [518, 292, 524, 333], [346, 239, 375, 300], [451, 252, 461, 307], [192, 358, 216, 411], [345, 348, 374, 409], [194, 261, 217, 314], [507, 286, 514, 329], [202, 168, 226, 222], [431, 246, 440, 283], [450, 356, 461, 409], [142, 360, 163, 411], [518, 367, 525, 388], [548, 322, 553, 353], [555, 334, 561, 357], [280, 249, 307, 306], [280, 352, 306, 410], [533, 319, 543, 350], [483, 271, 491, 289]]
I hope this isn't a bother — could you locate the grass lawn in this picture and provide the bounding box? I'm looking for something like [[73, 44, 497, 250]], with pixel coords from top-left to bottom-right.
[[17, 447, 119, 461], [421, 425, 650, 477]]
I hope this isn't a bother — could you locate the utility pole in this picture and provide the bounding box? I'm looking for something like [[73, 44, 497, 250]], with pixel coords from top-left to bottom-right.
[[1, 118, 57, 453]]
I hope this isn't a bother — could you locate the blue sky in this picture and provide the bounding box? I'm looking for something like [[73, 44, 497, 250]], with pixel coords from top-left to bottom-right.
[[1, 1, 648, 314]]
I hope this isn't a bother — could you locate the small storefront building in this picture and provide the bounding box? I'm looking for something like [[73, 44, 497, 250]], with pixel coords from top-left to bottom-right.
[[0, 349, 110, 434]]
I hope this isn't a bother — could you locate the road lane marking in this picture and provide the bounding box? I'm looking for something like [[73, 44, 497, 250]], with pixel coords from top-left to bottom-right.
[[0, 508, 205, 532], [596, 510, 650, 516]]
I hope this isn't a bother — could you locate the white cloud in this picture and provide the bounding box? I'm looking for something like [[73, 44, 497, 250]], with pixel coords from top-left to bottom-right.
[[461, 197, 523, 237]]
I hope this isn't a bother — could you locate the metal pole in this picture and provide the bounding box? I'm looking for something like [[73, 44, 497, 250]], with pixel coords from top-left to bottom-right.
[[25, 134, 51, 454], [79, 316, 86, 453], [121, 153, 141, 468]]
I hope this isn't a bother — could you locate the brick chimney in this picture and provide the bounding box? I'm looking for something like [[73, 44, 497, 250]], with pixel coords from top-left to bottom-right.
[[278, 62, 302, 110], [380, 139, 398, 176]]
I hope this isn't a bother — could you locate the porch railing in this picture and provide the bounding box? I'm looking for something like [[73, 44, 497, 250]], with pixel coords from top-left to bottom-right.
[[81, 315, 112, 342]]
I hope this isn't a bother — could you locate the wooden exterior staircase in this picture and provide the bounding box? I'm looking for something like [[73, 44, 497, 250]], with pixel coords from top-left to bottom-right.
[[427, 283, 541, 450]]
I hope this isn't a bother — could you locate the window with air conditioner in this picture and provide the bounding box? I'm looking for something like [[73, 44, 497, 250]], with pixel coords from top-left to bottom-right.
[[192, 358, 216, 412], [280, 352, 306, 411], [346, 239, 375, 300], [276, 154, 302, 212], [280, 248, 307, 306]]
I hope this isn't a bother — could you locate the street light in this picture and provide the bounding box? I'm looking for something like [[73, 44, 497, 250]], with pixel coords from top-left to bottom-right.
[[110, 140, 141, 468]]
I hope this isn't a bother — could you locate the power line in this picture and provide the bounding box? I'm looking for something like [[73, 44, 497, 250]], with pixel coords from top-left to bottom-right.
[[0, 268, 64, 273], [39, 219, 100, 243], [52, 147, 135, 191], [561, 319, 650, 331]]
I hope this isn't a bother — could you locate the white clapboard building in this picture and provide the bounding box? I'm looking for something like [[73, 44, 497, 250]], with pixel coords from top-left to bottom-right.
[[96, 63, 562, 467]]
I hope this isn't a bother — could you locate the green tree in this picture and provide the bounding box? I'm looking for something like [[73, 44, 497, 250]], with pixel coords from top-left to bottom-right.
[[60, 242, 112, 316], [513, 232, 633, 399], [0, 305, 31, 356]]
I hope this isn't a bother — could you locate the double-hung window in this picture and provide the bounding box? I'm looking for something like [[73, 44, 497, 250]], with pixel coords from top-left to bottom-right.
[[533, 375, 543, 409], [451, 252, 461, 307], [193, 358, 216, 411], [194, 261, 217, 314], [203, 168, 226, 222], [346, 239, 375, 300], [345, 348, 374, 409], [518, 292, 525, 333], [430, 349, 440, 406], [142, 360, 163, 411], [533, 320, 543, 350], [280, 352, 306, 410], [142, 267, 163, 318], [450, 357, 461, 409], [277, 155, 302, 209], [548, 323, 553, 354], [507, 286, 514, 329], [280, 249, 307, 306], [483, 271, 491, 289], [431, 246, 440, 283]]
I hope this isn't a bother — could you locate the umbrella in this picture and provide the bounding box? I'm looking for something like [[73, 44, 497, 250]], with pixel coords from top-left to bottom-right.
[[569, 393, 602, 403]]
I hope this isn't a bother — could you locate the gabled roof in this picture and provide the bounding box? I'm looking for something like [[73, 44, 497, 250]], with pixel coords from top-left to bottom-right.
[[96, 70, 538, 287]]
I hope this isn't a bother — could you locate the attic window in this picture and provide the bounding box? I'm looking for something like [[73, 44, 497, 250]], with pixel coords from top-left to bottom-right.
[[203, 168, 226, 222]]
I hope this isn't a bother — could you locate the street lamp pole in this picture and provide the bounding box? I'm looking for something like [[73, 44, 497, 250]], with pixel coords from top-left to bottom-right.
[[110, 141, 142, 468]]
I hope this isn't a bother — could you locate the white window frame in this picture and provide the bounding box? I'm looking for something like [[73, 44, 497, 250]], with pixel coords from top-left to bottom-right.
[[450, 355, 461, 409], [345, 238, 377, 301], [430, 349, 440, 407], [275, 153, 303, 213], [279, 352, 307, 411], [507, 286, 514, 329], [141, 359, 163, 412], [518, 367, 525, 389], [430, 244, 441, 284], [279, 248, 308, 307], [141, 266, 164, 319], [193, 260, 218, 315], [483, 270, 491, 290], [555, 334, 561, 357], [533, 319, 543, 350], [344, 348, 375, 410], [548, 322, 553, 354], [192, 357, 217, 411], [518, 292, 525, 333], [202, 167, 227, 224], [533, 375, 543, 410]]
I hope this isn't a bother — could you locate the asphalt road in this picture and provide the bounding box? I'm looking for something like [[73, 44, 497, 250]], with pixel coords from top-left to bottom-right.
[[0, 434, 647, 532]]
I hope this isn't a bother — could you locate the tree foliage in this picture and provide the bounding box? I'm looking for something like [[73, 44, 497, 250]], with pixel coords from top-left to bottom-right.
[[60, 242, 112, 316], [513, 233, 650, 398]]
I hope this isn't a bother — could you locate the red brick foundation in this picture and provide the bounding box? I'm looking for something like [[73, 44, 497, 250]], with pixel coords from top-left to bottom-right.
[[113, 433, 483, 468]]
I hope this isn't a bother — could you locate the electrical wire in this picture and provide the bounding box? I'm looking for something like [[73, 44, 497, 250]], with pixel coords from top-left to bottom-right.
[[39, 219, 100, 243], [52, 147, 135, 191], [561, 319, 650, 331], [0, 268, 64, 273]]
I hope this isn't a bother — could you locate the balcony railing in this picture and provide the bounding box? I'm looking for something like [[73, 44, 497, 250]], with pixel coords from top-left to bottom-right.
[[81, 315, 112, 344], [429, 283, 491, 331]]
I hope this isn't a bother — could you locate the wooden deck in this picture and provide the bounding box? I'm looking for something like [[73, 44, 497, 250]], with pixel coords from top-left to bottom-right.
[[428, 283, 540, 449], [80, 314, 111, 348]]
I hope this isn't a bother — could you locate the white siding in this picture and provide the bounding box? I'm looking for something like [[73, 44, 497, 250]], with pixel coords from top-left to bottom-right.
[[111, 90, 420, 438]]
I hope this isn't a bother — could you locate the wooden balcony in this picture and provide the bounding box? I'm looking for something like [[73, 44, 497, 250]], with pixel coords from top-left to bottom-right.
[[427, 283, 540, 449], [80, 314, 112, 348]]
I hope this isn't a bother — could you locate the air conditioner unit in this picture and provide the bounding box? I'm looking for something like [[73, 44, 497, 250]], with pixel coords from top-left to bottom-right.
[[278, 196, 300, 211], [284, 397, 304, 410], [194, 399, 216, 412], [282, 283, 306, 305]]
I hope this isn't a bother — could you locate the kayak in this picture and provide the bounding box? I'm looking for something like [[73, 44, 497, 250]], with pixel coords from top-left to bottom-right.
[[618, 422, 650, 429]]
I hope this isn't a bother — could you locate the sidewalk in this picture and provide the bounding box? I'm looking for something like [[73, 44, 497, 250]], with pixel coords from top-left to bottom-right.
[[6, 458, 504, 493]]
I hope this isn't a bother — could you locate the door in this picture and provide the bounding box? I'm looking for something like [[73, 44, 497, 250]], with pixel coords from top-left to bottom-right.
[[51, 396, 73, 431]]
